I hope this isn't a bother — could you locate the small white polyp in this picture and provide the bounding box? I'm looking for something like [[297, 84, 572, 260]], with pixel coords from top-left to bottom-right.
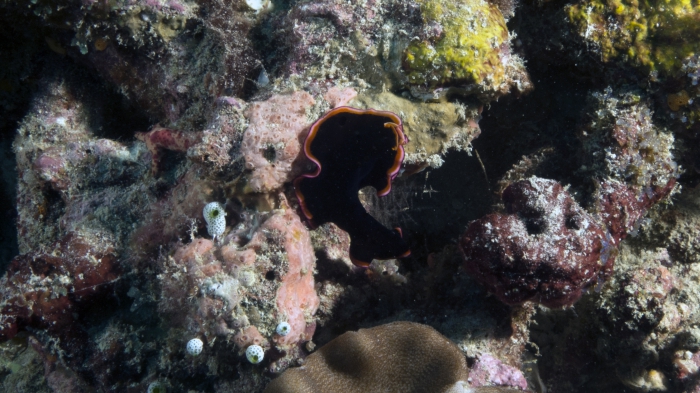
[[246, 344, 264, 364], [186, 338, 204, 356]]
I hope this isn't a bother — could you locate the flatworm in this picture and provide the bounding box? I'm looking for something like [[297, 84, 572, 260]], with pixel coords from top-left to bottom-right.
[[294, 107, 411, 267]]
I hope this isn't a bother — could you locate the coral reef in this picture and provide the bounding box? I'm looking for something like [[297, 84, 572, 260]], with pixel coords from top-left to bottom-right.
[[0, 232, 119, 342], [3, 0, 259, 130], [532, 243, 700, 392], [567, 0, 700, 76], [13, 77, 153, 254], [157, 198, 319, 374], [136, 126, 201, 174], [402, 0, 531, 101], [271, 0, 530, 102], [580, 89, 679, 243], [4, 0, 700, 391], [671, 55, 700, 127], [642, 184, 700, 265], [351, 92, 482, 170], [468, 353, 528, 390], [461, 177, 612, 308], [0, 335, 50, 392], [242, 91, 315, 193]]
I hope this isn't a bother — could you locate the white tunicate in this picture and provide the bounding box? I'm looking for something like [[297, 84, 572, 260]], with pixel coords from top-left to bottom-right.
[[246, 344, 265, 364], [276, 322, 291, 336], [186, 338, 204, 356], [203, 202, 226, 239]]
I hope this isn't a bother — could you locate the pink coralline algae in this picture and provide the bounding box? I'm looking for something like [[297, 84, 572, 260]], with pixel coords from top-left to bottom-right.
[[157, 197, 318, 371], [254, 205, 319, 347], [241, 91, 316, 193], [468, 353, 528, 390], [0, 232, 120, 342], [460, 177, 612, 308], [136, 125, 201, 174], [674, 350, 700, 383], [323, 86, 358, 108], [277, 0, 382, 77]]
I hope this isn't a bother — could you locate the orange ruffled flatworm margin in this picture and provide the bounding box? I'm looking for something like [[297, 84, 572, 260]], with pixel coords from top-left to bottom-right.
[[294, 106, 408, 224]]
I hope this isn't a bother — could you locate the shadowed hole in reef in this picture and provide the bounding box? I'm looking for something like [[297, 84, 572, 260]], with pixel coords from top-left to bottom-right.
[[0, 137, 18, 274], [0, 14, 49, 274], [375, 150, 493, 261], [524, 219, 545, 235]]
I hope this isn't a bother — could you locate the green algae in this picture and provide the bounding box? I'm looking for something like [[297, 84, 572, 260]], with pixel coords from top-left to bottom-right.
[[567, 0, 700, 75], [402, 0, 509, 88]]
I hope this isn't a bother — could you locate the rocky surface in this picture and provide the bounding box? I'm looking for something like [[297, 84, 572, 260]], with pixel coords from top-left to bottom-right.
[[0, 0, 699, 392]]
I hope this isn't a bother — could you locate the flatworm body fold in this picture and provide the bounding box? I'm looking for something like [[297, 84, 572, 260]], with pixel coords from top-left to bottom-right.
[[294, 107, 411, 267]]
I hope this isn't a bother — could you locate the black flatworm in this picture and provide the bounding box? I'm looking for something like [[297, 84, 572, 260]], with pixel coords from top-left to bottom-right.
[[294, 107, 411, 267]]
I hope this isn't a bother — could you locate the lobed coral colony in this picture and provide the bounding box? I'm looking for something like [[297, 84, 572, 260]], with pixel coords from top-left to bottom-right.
[[1, 0, 700, 392]]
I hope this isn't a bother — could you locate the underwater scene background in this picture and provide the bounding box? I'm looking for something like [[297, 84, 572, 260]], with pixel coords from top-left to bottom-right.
[[0, 0, 699, 392]]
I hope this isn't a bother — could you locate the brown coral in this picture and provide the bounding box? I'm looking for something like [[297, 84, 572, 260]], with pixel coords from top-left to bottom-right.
[[264, 321, 469, 393]]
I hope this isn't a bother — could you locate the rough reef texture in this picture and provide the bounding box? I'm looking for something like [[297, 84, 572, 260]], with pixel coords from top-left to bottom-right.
[[13, 78, 154, 255], [532, 244, 700, 392], [157, 199, 319, 374], [1, 0, 259, 131], [468, 353, 528, 390], [643, 184, 700, 265], [461, 177, 612, 308], [242, 91, 316, 193], [567, 0, 700, 77], [2, 0, 700, 392], [580, 89, 679, 244], [402, 0, 532, 101], [351, 92, 482, 170], [0, 232, 119, 342], [269, 0, 530, 102]]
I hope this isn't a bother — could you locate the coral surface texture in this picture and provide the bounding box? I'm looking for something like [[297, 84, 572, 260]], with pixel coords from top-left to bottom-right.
[[1, 0, 700, 392]]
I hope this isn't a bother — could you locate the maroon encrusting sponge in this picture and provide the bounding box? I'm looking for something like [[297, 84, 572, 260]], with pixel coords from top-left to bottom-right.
[[294, 107, 411, 267]]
